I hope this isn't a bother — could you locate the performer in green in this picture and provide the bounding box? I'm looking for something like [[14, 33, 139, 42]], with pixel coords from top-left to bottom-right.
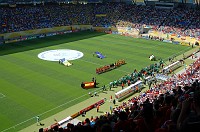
[[109, 82, 113, 88], [113, 80, 117, 87], [36, 116, 40, 126]]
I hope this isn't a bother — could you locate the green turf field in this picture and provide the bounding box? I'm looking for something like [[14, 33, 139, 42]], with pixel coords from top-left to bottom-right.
[[0, 31, 192, 131]]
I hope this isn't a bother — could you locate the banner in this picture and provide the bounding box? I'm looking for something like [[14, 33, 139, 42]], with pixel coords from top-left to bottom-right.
[[81, 81, 96, 89], [79, 99, 105, 114], [2, 26, 72, 39]]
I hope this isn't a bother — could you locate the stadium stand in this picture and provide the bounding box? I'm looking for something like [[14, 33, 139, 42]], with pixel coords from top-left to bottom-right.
[[42, 57, 200, 132], [0, 2, 200, 132], [0, 3, 200, 41]]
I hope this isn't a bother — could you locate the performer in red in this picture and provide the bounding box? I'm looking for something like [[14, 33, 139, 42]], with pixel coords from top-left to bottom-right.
[[121, 82, 124, 89], [110, 95, 112, 102], [97, 105, 100, 112], [127, 80, 131, 86]]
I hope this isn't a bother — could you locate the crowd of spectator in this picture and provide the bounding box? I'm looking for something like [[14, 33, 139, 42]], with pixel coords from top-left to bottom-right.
[[44, 56, 199, 132], [1, 3, 200, 40]]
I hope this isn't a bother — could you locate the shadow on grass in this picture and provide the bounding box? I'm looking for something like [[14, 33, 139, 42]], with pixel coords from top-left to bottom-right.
[[102, 91, 107, 94], [0, 31, 107, 56], [109, 89, 115, 92], [97, 111, 104, 113]]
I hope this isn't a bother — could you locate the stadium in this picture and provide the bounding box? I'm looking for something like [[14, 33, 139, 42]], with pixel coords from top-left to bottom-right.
[[0, 0, 200, 132]]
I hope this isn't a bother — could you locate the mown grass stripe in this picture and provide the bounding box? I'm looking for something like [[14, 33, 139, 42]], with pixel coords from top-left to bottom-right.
[[0, 31, 192, 131]]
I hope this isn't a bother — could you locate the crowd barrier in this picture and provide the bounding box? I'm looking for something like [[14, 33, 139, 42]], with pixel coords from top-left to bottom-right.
[[1, 26, 72, 39], [79, 99, 105, 115], [0, 25, 113, 42]]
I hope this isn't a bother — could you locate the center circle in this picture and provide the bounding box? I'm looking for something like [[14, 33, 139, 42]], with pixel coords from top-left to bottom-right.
[[38, 49, 84, 61]]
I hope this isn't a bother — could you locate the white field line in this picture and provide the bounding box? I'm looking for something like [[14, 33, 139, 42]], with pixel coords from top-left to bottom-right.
[[1, 93, 90, 132]]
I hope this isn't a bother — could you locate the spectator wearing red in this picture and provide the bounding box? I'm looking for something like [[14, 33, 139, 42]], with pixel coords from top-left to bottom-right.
[[114, 111, 131, 132]]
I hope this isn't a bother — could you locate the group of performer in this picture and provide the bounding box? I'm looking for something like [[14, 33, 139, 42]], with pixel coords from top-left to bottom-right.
[[96, 59, 126, 74], [108, 59, 165, 89]]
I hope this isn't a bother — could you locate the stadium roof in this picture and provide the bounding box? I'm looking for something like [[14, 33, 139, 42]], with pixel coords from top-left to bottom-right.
[[0, 0, 102, 4], [0, 0, 62, 2]]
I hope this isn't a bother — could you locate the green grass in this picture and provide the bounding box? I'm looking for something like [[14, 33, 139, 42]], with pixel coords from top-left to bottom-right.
[[0, 31, 192, 131]]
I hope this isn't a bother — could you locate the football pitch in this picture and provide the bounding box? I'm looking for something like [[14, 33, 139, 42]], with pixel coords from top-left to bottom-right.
[[0, 31, 192, 131]]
